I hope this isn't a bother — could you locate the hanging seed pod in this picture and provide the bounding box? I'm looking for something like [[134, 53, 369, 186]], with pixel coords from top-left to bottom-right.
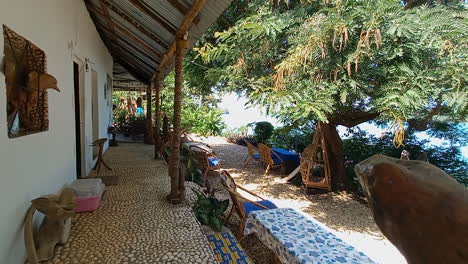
[[344, 27, 349, 46], [365, 29, 371, 50], [375, 28, 382, 48]]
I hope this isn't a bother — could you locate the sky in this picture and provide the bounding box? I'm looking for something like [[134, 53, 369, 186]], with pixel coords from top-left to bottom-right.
[[218, 93, 281, 128], [219, 93, 468, 159]]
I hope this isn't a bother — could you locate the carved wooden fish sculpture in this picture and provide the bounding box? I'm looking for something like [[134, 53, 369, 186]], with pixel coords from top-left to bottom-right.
[[355, 155, 468, 264], [27, 71, 60, 93], [3, 56, 60, 118]]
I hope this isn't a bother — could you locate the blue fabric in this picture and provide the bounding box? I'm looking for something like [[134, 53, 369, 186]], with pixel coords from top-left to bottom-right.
[[253, 153, 260, 159], [272, 148, 300, 166], [209, 157, 220, 167], [136, 107, 144, 116], [272, 157, 282, 165], [243, 200, 277, 215]]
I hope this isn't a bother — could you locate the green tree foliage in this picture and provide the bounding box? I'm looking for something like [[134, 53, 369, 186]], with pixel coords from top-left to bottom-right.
[[200, 0, 468, 127], [186, 0, 468, 190], [254, 121, 275, 143], [269, 125, 314, 152], [158, 72, 226, 136]]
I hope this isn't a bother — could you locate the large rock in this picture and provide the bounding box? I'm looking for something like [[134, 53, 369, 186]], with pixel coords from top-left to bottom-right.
[[354, 155, 468, 264]]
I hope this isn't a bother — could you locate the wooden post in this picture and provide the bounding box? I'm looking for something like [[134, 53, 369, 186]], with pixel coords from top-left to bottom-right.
[[144, 83, 154, 144], [166, 32, 189, 204], [154, 71, 162, 159], [162, 113, 169, 143]]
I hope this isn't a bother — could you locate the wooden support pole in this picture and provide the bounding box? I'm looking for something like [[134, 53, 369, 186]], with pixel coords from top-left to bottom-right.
[[144, 83, 154, 144], [166, 33, 188, 204], [155, 0, 207, 76], [156, 0, 207, 204], [154, 71, 162, 159]]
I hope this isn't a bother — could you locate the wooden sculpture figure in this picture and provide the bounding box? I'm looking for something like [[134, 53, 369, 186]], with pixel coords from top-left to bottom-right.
[[24, 188, 75, 264], [400, 150, 410, 160], [354, 155, 468, 264], [4, 56, 60, 132], [27, 71, 59, 93]]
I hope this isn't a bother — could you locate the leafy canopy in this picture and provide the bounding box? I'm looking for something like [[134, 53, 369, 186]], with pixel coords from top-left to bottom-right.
[[193, 0, 468, 142]]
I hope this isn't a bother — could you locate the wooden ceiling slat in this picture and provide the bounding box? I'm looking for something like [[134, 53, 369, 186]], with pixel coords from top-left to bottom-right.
[[109, 42, 154, 72], [128, 0, 177, 35], [103, 0, 169, 49], [115, 57, 150, 83], [98, 23, 160, 63], [166, 0, 200, 24], [87, 3, 162, 58]]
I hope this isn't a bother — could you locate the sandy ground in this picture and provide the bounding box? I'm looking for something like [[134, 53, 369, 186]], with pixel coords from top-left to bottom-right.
[[193, 135, 407, 264]]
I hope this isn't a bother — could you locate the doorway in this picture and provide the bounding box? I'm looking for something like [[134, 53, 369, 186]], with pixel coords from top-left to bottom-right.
[[73, 62, 82, 178], [91, 69, 99, 158]]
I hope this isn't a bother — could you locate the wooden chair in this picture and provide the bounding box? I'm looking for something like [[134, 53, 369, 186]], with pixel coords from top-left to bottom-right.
[[243, 141, 260, 168], [91, 138, 112, 174], [300, 125, 331, 190], [220, 170, 277, 239], [189, 145, 222, 182], [258, 143, 284, 175]]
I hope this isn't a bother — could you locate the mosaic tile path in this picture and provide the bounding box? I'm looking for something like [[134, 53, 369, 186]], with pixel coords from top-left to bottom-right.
[[47, 143, 218, 264]]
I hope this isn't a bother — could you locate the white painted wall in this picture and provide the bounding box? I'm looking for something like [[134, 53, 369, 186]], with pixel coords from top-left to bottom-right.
[[0, 1, 113, 263]]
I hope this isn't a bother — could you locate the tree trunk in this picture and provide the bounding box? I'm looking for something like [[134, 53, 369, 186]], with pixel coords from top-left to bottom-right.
[[144, 83, 154, 144], [166, 36, 187, 204], [154, 72, 162, 159], [162, 114, 169, 143], [320, 122, 351, 191]]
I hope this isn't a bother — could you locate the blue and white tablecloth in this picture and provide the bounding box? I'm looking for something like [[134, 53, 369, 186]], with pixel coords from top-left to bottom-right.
[[244, 208, 376, 264]]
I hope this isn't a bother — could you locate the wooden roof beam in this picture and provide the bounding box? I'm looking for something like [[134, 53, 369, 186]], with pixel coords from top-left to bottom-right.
[[87, 3, 162, 58], [97, 0, 122, 57], [98, 24, 161, 63], [102, 0, 169, 49], [103, 40, 153, 80], [154, 0, 208, 78], [128, 0, 177, 35], [167, 0, 200, 24], [115, 57, 150, 83], [109, 43, 156, 71], [106, 41, 155, 72]]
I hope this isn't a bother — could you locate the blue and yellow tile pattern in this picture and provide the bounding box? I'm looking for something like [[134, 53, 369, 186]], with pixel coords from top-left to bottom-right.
[[206, 232, 253, 264]]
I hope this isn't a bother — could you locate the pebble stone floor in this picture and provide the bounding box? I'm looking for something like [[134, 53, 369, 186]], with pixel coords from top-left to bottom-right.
[[46, 143, 218, 264]]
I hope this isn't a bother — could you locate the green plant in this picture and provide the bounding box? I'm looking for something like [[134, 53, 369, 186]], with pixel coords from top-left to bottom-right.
[[180, 147, 204, 185], [184, 107, 226, 136], [254, 121, 274, 143], [192, 188, 229, 232], [113, 109, 128, 130], [269, 126, 313, 152]]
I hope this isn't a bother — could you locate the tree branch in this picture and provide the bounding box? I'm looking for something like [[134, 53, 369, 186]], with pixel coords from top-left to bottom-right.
[[331, 111, 380, 127], [407, 100, 443, 131]]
